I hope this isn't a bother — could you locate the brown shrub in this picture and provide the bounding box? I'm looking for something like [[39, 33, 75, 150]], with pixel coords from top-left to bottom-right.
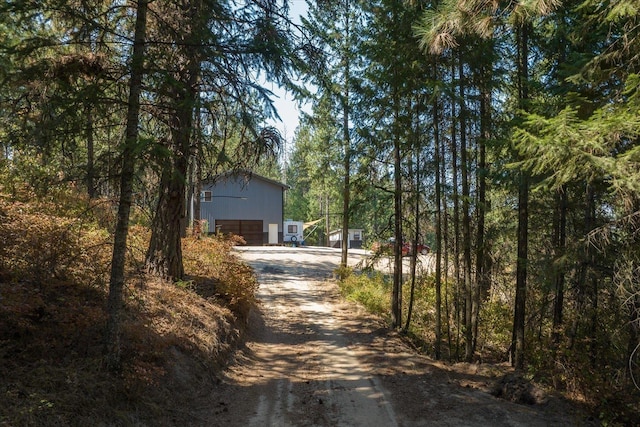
[[0, 188, 259, 425], [0, 194, 112, 285], [183, 234, 259, 320]]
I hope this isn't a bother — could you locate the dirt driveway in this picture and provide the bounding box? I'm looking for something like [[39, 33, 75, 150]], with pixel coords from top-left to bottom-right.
[[205, 246, 593, 426]]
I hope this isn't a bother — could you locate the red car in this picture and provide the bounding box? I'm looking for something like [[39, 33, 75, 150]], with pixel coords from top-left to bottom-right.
[[373, 239, 430, 256], [402, 242, 430, 256]]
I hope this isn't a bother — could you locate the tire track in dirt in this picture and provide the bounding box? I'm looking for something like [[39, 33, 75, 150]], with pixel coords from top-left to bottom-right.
[[206, 246, 593, 427], [232, 247, 399, 426]]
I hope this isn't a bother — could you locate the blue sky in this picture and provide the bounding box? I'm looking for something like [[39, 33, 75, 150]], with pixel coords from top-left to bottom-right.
[[265, 1, 310, 144]]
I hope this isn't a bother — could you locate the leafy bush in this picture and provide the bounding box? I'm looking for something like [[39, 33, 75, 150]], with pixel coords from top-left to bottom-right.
[[477, 298, 513, 358], [338, 269, 390, 316]]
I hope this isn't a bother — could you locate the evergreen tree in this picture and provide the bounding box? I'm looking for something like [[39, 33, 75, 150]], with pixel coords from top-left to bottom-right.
[[143, 0, 294, 280], [105, 0, 149, 371]]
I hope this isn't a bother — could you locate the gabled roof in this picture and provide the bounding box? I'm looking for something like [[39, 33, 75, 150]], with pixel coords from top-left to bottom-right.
[[204, 169, 290, 190]]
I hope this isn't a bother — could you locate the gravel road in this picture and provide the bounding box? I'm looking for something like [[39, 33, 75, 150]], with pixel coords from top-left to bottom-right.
[[205, 246, 594, 427]]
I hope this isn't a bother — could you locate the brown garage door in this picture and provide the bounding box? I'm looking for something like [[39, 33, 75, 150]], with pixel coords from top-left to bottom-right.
[[215, 220, 263, 246]]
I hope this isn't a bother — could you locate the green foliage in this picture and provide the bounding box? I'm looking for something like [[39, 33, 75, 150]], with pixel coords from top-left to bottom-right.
[[478, 298, 514, 356], [337, 270, 390, 317], [3, 0, 640, 422], [514, 81, 640, 197], [284, 116, 344, 244], [401, 275, 438, 346]]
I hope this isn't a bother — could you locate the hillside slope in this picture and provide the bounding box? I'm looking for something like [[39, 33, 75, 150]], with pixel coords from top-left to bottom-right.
[[0, 191, 255, 425]]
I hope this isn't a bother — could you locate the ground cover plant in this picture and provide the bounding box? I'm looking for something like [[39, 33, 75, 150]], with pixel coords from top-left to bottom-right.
[[336, 266, 639, 426], [0, 185, 257, 425]]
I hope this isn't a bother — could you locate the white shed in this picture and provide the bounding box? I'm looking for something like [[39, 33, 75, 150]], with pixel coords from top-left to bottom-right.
[[328, 228, 364, 249]]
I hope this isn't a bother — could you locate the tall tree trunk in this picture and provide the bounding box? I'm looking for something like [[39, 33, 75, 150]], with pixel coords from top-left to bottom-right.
[[513, 173, 529, 370], [85, 103, 96, 199], [624, 201, 640, 380], [569, 184, 597, 355], [459, 53, 474, 362], [405, 103, 421, 333], [186, 101, 201, 236], [475, 51, 491, 354], [627, 292, 640, 381], [145, 3, 200, 280], [186, 162, 194, 236], [193, 114, 203, 235], [586, 186, 598, 367], [186, 133, 196, 235], [145, 91, 196, 279], [442, 129, 452, 359], [551, 188, 567, 345], [404, 163, 418, 333], [512, 22, 530, 371], [340, 0, 350, 269], [473, 95, 486, 351], [434, 83, 443, 360], [145, 155, 187, 280], [105, 0, 148, 371], [451, 59, 461, 360], [325, 193, 331, 247], [392, 82, 403, 329]]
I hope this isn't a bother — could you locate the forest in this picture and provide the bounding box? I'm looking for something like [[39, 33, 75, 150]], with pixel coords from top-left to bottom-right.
[[0, 0, 639, 424], [286, 0, 640, 422]]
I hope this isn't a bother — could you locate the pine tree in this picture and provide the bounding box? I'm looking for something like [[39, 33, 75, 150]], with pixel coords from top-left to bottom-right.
[[105, 0, 148, 371], [143, 0, 294, 280]]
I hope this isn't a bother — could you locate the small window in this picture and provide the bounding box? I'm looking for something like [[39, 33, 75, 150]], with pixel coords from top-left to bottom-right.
[[203, 191, 212, 202], [354, 232, 361, 241], [288, 224, 298, 233]]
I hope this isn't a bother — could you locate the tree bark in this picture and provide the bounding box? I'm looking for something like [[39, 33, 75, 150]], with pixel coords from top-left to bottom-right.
[[441, 129, 452, 359], [145, 159, 186, 280], [512, 22, 530, 371], [392, 82, 403, 329], [475, 49, 491, 319], [325, 193, 331, 247], [105, 0, 148, 371], [405, 100, 422, 333], [627, 292, 640, 381], [433, 79, 443, 360], [193, 120, 203, 235], [85, 103, 96, 199], [459, 52, 474, 362], [551, 188, 567, 345], [475, 106, 487, 302], [145, 1, 200, 281], [340, 0, 350, 269], [513, 171, 529, 370], [586, 185, 598, 367], [451, 59, 461, 360]]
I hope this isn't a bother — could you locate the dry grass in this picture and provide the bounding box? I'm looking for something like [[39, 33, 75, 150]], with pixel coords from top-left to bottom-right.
[[0, 187, 258, 425]]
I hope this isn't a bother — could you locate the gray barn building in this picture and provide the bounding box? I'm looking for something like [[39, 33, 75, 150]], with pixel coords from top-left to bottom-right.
[[199, 171, 288, 245]]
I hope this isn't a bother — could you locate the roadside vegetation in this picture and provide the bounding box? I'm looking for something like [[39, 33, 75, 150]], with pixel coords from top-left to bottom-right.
[[2, 0, 640, 425], [0, 184, 257, 425], [336, 265, 638, 426]]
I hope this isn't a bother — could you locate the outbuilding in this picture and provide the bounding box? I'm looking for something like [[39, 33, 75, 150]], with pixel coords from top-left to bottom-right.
[[198, 171, 288, 245], [328, 228, 364, 249]]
